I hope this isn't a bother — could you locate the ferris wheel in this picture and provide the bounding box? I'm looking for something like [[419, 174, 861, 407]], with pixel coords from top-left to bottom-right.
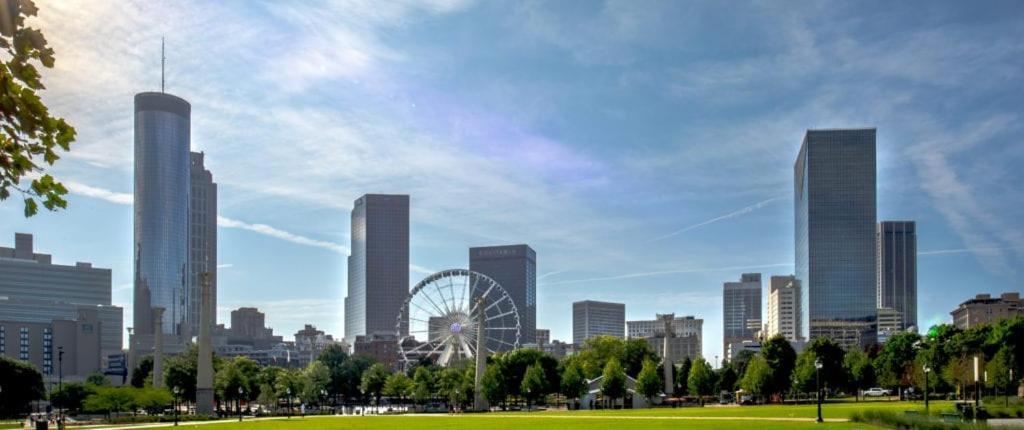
[[396, 269, 521, 368]]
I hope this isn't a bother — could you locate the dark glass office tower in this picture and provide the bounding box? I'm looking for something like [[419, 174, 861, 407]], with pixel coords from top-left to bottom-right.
[[187, 152, 217, 338], [723, 273, 762, 357], [469, 244, 536, 348], [345, 194, 410, 343], [877, 221, 917, 331], [134, 92, 191, 336], [795, 128, 878, 348]]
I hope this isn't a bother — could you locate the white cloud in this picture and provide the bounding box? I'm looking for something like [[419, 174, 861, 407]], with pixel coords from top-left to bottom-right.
[[649, 195, 786, 242], [216, 216, 349, 254], [541, 262, 793, 286]]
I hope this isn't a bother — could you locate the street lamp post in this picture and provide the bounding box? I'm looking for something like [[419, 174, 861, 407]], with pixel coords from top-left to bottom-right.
[[286, 388, 292, 419], [57, 346, 64, 430], [973, 356, 980, 422], [320, 389, 327, 414], [238, 387, 244, 422], [815, 358, 823, 423], [923, 365, 931, 414], [172, 387, 179, 426], [1008, 369, 1014, 407]]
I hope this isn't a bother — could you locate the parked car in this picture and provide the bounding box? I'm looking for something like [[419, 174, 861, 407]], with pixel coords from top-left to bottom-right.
[[863, 388, 891, 397]]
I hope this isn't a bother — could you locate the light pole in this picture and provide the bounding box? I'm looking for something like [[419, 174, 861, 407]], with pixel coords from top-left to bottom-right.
[[1008, 369, 1014, 408], [286, 388, 292, 419], [815, 358, 823, 423], [172, 387, 179, 426], [58, 346, 64, 430], [923, 364, 931, 414], [238, 386, 244, 422], [973, 355, 980, 422], [321, 389, 327, 414]]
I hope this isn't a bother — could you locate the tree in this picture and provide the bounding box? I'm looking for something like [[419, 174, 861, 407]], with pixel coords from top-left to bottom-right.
[[578, 336, 626, 378], [360, 363, 390, 407], [302, 361, 331, 405], [50, 382, 95, 414], [215, 357, 252, 409], [134, 387, 172, 415], [275, 368, 305, 412], [675, 357, 692, 395], [876, 331, 921, 392], [256, 366, 284, 409], [636, 358, 662, 404], [623, 338, 659, 377], [740, 356, 771, 403], [792, 349, 818, 395], [130, 355, 153, 388], [163, 344, 199, 401], [843, 349, 875, 401], [560, 360, 587, 408], [411, 366, 435, 405], [83, 387, 136, 418], [316, 343, 349, 400], [600, 358, 626, 408], [0, 356, 45, 417], [339, 356, 375, 403], [383, 372, 412, 405], [86, 371, 109, 386], [806, 337, 845, 390], [761, 335, 796, 401], [715, 364, 738, 394], [438, 367, 470, 409], [687, 358, 715, 406], [986, 347, 1015, 405], [732, 349, 757, 377], [481, 361, 507, 409], [0, 0, 77, 217], [521, 363, 545, 409]]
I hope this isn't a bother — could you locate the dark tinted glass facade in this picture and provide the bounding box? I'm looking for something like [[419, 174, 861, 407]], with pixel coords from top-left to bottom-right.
[[134, 92, 191, 336], [794, 129, 877, 347], [722, 273, 761, 357], [469, 244, 536, 348], [877, 221, 917, 331], [345, 194, 410, 342]]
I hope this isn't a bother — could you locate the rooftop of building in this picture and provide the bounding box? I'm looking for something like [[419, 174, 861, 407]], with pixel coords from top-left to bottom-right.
[[0, 233, 110, 271]]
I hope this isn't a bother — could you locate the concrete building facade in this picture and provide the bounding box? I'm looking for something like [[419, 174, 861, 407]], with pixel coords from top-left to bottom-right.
[[187, 151, 217, 337], [795, 128, 878, 348], [573, 300, 625, 344], [951, 293, 1022, 330], [765, 275, 802, 342], [469, 244, 537, 346], [345, 194, 410, 342]]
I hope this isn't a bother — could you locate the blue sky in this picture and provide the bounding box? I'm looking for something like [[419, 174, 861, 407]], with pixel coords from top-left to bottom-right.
[[3, 0, 1023, 363]]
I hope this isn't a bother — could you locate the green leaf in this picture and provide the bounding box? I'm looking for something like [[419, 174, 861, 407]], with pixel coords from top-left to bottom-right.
[[23, 197, 37, 217]]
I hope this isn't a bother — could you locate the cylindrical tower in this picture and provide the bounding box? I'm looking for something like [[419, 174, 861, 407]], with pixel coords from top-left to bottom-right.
[[134, 92, 191, 336]]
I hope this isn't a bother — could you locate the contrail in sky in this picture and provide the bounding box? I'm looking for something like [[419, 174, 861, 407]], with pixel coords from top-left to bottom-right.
[[649, 195, 786, 242]]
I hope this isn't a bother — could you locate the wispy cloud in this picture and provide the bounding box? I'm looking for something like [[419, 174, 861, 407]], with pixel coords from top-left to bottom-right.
[[649, 195, 786, 242], [216, 216, 349, 254], [65, 181, 134, 205], [919, 245, 1024, 256], [541, 262, 793, 286]]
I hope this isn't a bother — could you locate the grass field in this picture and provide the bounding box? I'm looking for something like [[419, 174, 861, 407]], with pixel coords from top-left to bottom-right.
[[151, 401, 953, 430]]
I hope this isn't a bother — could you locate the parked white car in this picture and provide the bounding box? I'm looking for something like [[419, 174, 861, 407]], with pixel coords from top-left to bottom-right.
[[863, 387, 891, 397]]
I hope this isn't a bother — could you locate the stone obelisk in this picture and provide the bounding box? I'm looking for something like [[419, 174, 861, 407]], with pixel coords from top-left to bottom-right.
[[472, 297, 489, 411], [658, 313, 675, 397], [152, 307, 165, 388], [195, 272, 215, 414]]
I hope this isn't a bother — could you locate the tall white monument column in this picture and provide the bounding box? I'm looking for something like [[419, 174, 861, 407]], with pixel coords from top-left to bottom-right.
[[659, 313, 675, 396], [473, 297, 489, 411], [195, 273, 215, 414]]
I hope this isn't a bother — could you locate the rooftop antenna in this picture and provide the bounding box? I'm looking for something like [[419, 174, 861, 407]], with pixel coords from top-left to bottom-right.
[[161, 37, 165, 93]]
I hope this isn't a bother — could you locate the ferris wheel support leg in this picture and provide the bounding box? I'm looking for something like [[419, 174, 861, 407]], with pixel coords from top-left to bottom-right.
[[473, 298, 489, 412]]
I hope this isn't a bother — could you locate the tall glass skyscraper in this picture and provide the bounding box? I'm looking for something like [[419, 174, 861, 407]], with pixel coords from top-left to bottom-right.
[[134, 92, 191, 336], [722, 273, 761, 358], [470, 244, 536, 348], [188, 151, 217, 338], [344, 194, 410, 343], [877, 220, 917, 331], [794, 128, 878, 348]]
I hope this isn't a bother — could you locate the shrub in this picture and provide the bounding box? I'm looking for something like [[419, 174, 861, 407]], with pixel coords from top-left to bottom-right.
[[850, 409, 988, 430]]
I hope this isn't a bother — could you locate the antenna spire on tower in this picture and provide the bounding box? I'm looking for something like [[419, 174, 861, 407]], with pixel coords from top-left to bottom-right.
[[161, 37, 165, 93]]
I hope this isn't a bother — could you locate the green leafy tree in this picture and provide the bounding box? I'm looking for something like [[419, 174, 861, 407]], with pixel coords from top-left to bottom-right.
[[134, 387, 172, 415], [687, 357, 715, 406], [256, 366, 283, 408], [623, 338, 659, 377], [732, 350, 757, 377], [0, 0, 77, 217], [600, 358, 626, 408], [411, 365, 436, 405], [0, 356, 44, 417], [86, 371, 109, 386], [715, 364, 738, 393], [302, 361, 331, 405], [49, 381, 95, 414], [792, 349, 818, 394], [761, 334, 796, 401], [163, 344, 200, 401], [275, 368, 305, 412], [578, 336, 626, 378], [986, 347, 1015, 404], [437, 366, 471, 409], [843, 349, 875, 400], [806, 337, 845, 389], [740, 355, 771, 403], [83, 386, 136, 418], [942, 356, 973, 399], [875, 331, 921, 391], [383, 372, 412, 405], [481, 361, 507, 408], [316, 343, 349, 400], [559, 360, 587, 408], [360, 363, 390, 407], [521, 363, 546, 409], [636, 358, 661, 403], [130, 355, 153, 388], [675, 357, 692, 395]]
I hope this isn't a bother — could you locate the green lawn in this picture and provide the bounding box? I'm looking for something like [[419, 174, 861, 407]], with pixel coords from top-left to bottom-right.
[[532, 399, 956, 419], [176, 415, 882, 430]]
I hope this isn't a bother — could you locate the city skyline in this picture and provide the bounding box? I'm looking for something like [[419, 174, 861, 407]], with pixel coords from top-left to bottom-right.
[[2, 1, 1023, 363]]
